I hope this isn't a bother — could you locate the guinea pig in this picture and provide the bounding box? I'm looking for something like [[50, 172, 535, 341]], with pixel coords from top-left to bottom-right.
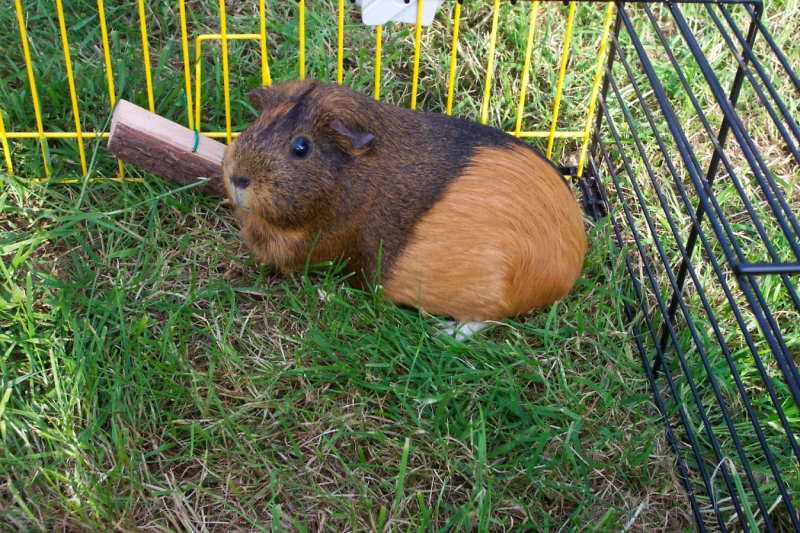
[[222, 80, 586, 331]]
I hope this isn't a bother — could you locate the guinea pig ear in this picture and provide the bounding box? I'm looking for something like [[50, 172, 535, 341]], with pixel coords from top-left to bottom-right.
[[247, 88, 271, 113], [330, 121, 375, 149]]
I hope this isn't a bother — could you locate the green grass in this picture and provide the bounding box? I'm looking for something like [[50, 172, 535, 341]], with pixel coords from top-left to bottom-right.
[[0, 176, 681, 530], [1, 0, 799, 530]]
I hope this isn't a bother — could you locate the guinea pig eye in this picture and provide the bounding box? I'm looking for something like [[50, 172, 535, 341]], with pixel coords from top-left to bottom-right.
[[290, 137, 312, 160]]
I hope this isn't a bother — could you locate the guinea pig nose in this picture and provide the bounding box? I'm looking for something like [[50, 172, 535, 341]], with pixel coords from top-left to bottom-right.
[[231, 175, 250, 189]]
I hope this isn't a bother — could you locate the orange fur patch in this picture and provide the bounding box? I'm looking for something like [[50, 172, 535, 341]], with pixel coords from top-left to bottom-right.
[[383, 144, 586, 322]]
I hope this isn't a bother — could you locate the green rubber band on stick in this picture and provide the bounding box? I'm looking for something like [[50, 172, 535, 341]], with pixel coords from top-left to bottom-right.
[[181, 91, 200, 153]]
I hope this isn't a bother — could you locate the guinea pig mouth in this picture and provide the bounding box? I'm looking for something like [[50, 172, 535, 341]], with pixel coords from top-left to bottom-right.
[[229, 185, 251, 212]]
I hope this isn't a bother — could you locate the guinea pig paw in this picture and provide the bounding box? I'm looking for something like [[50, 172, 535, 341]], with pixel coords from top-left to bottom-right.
[[435, 321, 490, 342]]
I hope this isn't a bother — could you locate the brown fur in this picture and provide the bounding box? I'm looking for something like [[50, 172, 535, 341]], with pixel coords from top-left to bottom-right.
[[259, 102, 297, 124], [383, 145, 586, 322], [237, 209, 308, 275]]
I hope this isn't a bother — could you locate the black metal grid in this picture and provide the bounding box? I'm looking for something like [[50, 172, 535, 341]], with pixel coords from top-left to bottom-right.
[[582, 0, 800, 530]]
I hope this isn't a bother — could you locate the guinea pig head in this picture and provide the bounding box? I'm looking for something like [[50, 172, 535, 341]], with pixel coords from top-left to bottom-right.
[[222, 80, 376, 229]]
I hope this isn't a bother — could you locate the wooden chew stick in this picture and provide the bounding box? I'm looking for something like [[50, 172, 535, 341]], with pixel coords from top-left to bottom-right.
[[107, 99, 227, 196]]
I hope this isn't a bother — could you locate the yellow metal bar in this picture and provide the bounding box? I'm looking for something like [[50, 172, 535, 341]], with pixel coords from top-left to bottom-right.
[[195, 38, 203, 133], [0, 109, 13, 175], [446, 1, 462, 115], [32, 177, 143, 184], [7, 132, 111, 139], [480, 0, 502, 125], [14, 0, 49, 175], [193, 34, 261, 134], [338, 0, 345, 84], [517, 130, 584, 139], [260, 0, 272, 86], [0, 127, 577, 149], [196, 33, 262, 40], [137, 0, 155, 112], [202, 132, 243, 139], [56, 0, 88, 176], [410, 0, 425, 110], [179, 0, 194, 130], [577, 2, 615, 178], [547, 1, 576, 159], [97, 0, 117, 107], [220, 0, 232, 143], [374, 25, 382, 100], [514, 0, 539, 136], [1, 129, 581, 140], [299, 0, 306, 80], [0, 127, 582, 148], [98, 0, 124, 179]]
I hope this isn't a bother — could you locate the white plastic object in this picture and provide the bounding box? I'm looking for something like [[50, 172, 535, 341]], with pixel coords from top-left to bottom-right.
[[355, 0, 446, 27]]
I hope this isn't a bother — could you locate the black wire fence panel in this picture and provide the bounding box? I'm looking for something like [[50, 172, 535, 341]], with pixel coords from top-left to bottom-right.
[[584, 1, 800, 531]]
